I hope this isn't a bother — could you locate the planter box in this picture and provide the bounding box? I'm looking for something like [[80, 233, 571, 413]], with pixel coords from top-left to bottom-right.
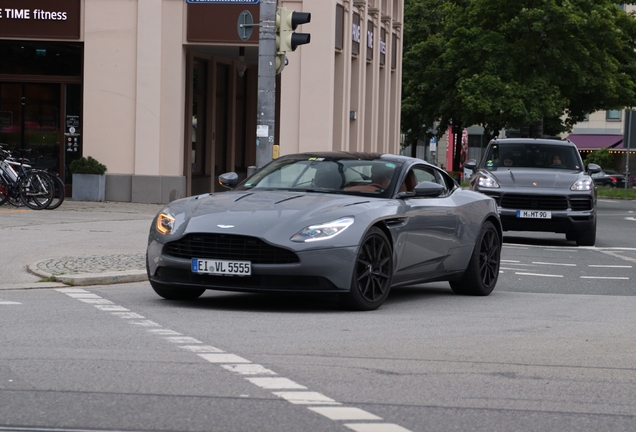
[[72, 173, 106, 201]]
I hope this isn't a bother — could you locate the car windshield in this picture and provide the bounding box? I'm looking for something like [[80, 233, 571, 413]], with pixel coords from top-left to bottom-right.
[[235, 156, 401, 196], [482, 143, 583, 171]]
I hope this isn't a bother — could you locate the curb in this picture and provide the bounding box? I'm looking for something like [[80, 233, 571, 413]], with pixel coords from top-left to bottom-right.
[[27, 261, 147, 287]]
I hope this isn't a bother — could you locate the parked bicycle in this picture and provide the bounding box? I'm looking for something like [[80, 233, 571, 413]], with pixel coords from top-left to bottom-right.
[[2, 148, 65, 210], [0, 146, 55, 210]]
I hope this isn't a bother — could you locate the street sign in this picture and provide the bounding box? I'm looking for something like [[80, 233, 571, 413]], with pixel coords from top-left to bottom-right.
[[186, 0, 259, 4]]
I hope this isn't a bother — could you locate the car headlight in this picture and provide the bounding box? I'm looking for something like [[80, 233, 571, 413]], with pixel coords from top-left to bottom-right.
[[156, 211, 177, 235], [290, 216, 355, 243], [571, 178, 593, 191], [477, 175, 499, 188]]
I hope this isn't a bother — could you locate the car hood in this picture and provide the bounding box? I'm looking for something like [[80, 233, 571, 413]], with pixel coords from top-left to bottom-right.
[[485, 168, 581, 188], [171, 190, 378, 237]]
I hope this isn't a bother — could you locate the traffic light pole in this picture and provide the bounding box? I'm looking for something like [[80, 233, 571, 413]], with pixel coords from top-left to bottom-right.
[[255, 0, 277, 169]]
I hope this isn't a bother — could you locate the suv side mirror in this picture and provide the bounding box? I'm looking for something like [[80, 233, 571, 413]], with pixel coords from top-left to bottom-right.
[[587, 163, 601, 175], [463, 159, 477, 170]]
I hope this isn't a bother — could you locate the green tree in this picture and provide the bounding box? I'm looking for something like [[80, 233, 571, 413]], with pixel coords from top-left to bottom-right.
[[584, 148, 615, 169], [402, 0, 636, 170]]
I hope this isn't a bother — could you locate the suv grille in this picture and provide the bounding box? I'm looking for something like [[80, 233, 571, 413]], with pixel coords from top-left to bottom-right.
[[164, 234, 300, 264], [501, 194, 567, 211]]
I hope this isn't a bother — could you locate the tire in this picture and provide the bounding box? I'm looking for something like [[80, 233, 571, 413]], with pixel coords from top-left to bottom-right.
[[0, 176, 9, 206], [149, 280, 206, 300], [45, 174, 65, 210], [146, 257, 205, 300], [450, 221, 501, 296], [575, 224, 596, 247], [340, 227, 393, 311], [19, 172, 54, 210]]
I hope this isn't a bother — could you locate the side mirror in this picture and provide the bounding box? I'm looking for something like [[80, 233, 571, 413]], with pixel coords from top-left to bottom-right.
[[587, 163, 601, 175], [218, 172, 239, 189], [413, 181, 445, 197], [463, 159, 477, 170]]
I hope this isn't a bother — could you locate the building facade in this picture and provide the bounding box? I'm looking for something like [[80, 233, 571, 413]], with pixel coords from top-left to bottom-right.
[[0, 0, 404, 203]]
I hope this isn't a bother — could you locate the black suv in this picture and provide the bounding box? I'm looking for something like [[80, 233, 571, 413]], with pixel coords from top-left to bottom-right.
[[464, 138, 601, 246]]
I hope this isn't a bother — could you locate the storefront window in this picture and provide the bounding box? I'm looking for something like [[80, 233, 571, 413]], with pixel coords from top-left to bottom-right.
[[0, 41, 82, 76]]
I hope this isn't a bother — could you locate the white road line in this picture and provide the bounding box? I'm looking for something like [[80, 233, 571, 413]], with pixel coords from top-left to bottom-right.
[[198, 353, 251, 363], [515, 272, 563, 278], [0, 301, 21, 305], [55, 287, 414, 432], [580, 276, 630, 280], [501, 259, 520, 263], [588, 264, 633, 268], [246, 377, 307, 389], [345, 424, 414, 432], [272, 391, 340, 405], [532, 262, 576, 266], [309, 407, 382, 421]]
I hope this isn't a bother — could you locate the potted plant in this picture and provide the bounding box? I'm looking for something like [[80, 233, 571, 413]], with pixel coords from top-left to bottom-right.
[[69, 156, 107, 201]]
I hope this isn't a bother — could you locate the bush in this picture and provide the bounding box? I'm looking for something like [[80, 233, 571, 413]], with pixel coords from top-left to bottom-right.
[[584, 148, 615, 170], [69, 156, 107, 175]]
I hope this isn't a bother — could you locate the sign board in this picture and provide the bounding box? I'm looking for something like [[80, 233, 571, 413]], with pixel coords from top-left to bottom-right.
[[186, 0, 259, 3]]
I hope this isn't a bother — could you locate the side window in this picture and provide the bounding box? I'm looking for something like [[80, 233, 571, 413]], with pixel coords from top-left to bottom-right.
[[401, 166, 453, 196]]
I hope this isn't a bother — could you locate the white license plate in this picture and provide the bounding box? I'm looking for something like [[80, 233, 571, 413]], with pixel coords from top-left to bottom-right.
[[191, 258, 251, 276], [516, 210, 551, 219]]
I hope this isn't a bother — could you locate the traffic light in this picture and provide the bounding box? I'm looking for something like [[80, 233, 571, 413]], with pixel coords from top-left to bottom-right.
[[276, 7, 311, 55]]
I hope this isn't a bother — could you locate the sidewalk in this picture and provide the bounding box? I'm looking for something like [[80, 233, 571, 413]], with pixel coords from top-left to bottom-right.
[[0, 200, 164, 290]]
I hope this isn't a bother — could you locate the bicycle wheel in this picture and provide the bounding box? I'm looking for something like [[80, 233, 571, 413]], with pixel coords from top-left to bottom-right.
[[45, 174, 65, 210], [19, 171, 54, 210], [0, 175, 9, 206]]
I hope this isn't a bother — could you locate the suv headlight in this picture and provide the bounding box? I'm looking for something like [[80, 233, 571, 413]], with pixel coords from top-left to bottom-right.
[[291, 217, 355, 242], [477, 175, 499, 188], [571, 178, 593, 191]]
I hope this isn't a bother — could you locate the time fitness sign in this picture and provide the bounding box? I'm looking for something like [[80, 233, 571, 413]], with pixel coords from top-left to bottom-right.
[[0, 0, 80, 39]]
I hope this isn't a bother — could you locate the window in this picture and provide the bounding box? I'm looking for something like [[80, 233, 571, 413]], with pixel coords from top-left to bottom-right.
[[606, 110, 621, 121]]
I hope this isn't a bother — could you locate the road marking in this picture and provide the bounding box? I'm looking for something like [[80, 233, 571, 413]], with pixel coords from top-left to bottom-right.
[[588, 265, 632, 268], [532, 262, 576, 266], [501, 259, 520, 263], [0, 301, 21, 305], [55, 287, 413, 432], [309, 407, 382, 421], [515, 272, 563, 278], [580, 276, 629, 280]]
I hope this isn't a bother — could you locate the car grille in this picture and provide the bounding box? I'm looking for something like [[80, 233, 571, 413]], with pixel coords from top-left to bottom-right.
[[501, 194, 568, 211], [569, 197, 593, 211], [164, 234, 300, 264]]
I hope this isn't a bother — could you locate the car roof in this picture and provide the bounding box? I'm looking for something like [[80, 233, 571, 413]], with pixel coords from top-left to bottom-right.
[[489, 138, 575, 147], [284, 151, 427, 165]]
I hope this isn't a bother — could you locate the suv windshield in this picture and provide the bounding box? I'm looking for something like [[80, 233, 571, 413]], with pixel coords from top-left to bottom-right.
[[482, 142, 583, 171]]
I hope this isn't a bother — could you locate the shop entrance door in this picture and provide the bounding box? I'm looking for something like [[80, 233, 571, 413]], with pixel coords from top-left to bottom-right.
[[0, 83, 62, 174]]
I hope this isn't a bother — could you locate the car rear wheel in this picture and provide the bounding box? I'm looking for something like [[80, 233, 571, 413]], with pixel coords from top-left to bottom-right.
[[340, 227, 393, 311], [575, 224, 596, 247], [450, 221, 501, 296]]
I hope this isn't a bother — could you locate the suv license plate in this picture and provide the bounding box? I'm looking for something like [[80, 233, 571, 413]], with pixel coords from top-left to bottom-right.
[[516, 210, 551, 219], [191, 258, 251, 276]]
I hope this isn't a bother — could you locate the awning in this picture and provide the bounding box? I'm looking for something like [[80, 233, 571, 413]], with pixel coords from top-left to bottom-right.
[[566, 134, 623, 150]]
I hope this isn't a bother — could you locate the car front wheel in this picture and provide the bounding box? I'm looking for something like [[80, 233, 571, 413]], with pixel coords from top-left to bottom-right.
[[450, 221, 501, 296], [575, 224, 596, 247], [340, 227, 393, 311]]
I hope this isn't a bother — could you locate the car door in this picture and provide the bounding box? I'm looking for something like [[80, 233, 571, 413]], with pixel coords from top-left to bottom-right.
[[393, 166, 460, 283]]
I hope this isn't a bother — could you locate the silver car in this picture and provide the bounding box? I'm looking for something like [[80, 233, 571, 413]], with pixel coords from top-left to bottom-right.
[[147, 152, 502, 310], [465, 138, 601, 246]]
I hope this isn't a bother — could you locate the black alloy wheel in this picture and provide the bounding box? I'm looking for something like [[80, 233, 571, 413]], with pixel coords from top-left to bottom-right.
[[450, 221, 501, 296], [341, 227, 393, 311]]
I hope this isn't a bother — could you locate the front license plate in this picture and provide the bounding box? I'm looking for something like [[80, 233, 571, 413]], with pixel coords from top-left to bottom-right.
[[516, 210, 551, 219], [191, 258, 251, 276]]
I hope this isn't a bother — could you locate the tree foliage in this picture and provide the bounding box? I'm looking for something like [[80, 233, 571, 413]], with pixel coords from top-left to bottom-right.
[[583, 148, 616, 169], [402, 0, 636, 145]]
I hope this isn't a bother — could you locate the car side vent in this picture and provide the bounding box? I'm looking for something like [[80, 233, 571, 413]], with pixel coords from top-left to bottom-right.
[[165, 234, 300, 264]]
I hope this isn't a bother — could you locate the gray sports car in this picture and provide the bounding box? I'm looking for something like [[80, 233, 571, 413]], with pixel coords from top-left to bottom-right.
[[464, 138, 601, 246], [146, 152, 502, 310]]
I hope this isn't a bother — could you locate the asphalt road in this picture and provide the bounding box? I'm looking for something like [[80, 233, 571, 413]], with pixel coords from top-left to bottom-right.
[[1, 199, 635, 432]]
